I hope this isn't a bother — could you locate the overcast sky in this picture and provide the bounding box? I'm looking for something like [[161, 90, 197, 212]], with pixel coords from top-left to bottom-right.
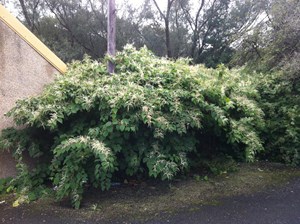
[[116, 0, 167, 11]]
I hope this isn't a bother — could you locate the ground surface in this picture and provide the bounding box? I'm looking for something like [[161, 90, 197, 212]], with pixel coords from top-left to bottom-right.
[[146, 178, 300, 224], [0, 163, 299, 224]]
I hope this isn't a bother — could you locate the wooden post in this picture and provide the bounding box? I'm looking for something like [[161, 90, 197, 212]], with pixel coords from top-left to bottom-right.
[[107, 0, 116, 74]]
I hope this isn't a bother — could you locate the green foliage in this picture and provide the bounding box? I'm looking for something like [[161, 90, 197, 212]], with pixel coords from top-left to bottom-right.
[[232, 0, 300, 79], [0, 128, 52, 206], [51, 136, 117, 208], [0, 128, 50, 160], [256, 72, 300, 165], [0, 177, 12, 194], [5, 0, 265, 65], [229, 0, 300, 166], [0, 45, 264, 208]]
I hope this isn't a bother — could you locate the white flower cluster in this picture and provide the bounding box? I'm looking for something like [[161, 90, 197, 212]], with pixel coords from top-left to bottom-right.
[[59, 136, 112, 161], [91, 140, 111, 159]]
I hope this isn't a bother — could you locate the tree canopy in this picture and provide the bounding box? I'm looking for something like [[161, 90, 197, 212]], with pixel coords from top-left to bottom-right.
[[0, 0, 276, 68]]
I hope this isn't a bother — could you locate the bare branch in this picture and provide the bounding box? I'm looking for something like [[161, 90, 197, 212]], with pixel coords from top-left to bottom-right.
[[18, 0, 33, 30], [152, 0, 166, 20]]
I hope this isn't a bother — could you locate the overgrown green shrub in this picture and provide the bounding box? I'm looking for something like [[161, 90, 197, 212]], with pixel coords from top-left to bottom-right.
[[0, 45, 264, 208], [256, 72, 300, 165]]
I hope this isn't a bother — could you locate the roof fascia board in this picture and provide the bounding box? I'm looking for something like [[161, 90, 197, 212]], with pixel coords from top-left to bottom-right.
[[0, 4, 67, 74]]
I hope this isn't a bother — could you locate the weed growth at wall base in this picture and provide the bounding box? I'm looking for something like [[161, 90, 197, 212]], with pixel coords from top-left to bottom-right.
[[0, 45, 277, 208]]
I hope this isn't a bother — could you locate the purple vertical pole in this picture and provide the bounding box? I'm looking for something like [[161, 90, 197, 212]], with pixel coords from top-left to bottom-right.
[[107, 0, 116, 74]]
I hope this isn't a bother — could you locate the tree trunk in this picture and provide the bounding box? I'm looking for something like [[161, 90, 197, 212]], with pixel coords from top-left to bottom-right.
[[190, 33, 198, 59], [165, 19, 172, 58], [153, 0, 173, 58], [19, 0, 33, 31]]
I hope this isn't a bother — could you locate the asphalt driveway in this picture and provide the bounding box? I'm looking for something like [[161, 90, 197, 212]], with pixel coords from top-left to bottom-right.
[[146, 178, 300, 224]]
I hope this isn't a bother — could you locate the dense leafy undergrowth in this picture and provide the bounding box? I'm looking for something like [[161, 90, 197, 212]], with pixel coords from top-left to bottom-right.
[[0, 46, 298, 208], [257, 72, 300, 165]]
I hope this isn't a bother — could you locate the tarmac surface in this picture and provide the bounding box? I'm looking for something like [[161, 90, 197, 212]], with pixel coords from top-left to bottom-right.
[[1, 178, 299, 224], [145, 178, 300, 224]]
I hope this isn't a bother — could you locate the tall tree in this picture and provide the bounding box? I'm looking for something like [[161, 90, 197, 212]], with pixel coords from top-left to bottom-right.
[[152, 0, 175, 58], [179, 0, 265, 66], [15, 0, 44, 33], [179, 0, 206, 59], [233, 0, 300, 80], [5, 0, 270, 68]]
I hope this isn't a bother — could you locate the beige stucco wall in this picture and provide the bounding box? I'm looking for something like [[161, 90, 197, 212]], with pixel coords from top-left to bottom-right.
[[0, 20, 59, 178]]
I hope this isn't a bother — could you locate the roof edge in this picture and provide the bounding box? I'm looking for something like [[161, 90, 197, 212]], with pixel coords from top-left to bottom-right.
[[0, 4, 67, 74]]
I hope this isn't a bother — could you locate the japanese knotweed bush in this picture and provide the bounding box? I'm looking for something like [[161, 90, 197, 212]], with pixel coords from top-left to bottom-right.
[[257, 72, 300, 165], [0, 45, 264, 208]]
